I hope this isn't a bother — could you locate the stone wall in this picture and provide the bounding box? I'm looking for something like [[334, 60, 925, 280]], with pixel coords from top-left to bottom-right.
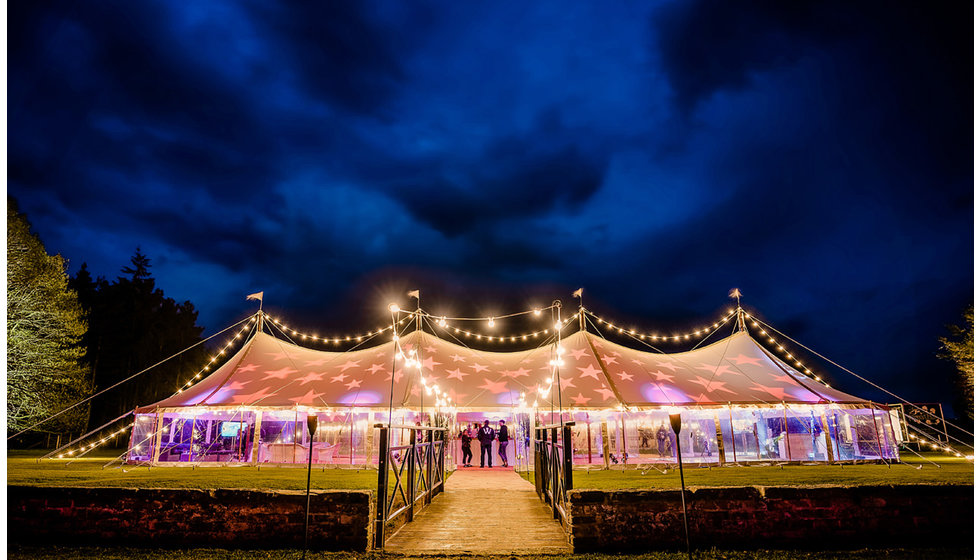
[[8, 486, 373, 550], [569, 484, 973, 552]]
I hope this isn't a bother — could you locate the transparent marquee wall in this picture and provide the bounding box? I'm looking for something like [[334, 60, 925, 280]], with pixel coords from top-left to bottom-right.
[[128, 404, 900, 466]]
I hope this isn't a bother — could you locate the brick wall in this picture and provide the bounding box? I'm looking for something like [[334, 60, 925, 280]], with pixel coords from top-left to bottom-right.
[[569, 484, 973, 552], [8, 486, 373, 550]]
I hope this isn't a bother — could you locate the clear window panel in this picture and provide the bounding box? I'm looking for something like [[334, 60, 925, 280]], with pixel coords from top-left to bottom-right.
[[127, 413, 157, 462]]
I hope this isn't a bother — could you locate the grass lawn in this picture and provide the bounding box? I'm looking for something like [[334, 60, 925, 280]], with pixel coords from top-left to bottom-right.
[[5, 547, 973, 560], [519, 452, 973, 489], [7, 449, 973, 491], [6, 449, 379, 491]]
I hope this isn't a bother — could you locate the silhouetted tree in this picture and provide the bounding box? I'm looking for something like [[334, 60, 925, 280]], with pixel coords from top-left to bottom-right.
[[72, 249, 208, 430], [939, 305, 974, 421], [7, 198, 91, 435]]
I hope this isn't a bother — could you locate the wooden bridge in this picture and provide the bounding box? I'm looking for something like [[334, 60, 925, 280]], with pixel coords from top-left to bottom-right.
[[384, 467, 571, 554]]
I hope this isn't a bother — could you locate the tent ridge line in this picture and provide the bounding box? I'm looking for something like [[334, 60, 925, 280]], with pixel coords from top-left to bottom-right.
[[583, 332, 630, 407]]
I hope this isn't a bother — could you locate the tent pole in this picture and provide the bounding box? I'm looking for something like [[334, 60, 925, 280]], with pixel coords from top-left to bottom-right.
[[820, 410, 835, 463], [151, 411, 164, 465], [870, 404, 886, 463], [713, 412, 725, 466], [782, 404, 792, 461], [884, 407, 899, 460], [251, 411, 263, 464], [728, 405, 737, 464]]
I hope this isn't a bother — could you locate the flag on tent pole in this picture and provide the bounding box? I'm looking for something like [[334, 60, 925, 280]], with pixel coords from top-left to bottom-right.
[[247, 292, 264, 302], [572, 288, 583, 298], [407, 290, 420, 300]]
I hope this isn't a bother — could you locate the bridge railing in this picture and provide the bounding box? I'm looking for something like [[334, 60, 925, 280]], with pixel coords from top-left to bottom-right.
[[533, 421, 574, 527], [374, 424, 447, 548]]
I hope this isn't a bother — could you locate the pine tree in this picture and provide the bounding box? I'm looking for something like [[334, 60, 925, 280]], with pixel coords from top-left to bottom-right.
[[75, 249, 207, 429], [7, 198, 91, 435], [939, 306, 974, 421]]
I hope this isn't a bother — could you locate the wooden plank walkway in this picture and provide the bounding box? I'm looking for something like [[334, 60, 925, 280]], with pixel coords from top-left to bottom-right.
[[385, 467, 571, 554]]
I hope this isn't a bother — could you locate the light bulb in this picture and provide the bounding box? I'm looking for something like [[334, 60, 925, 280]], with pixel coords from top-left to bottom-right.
[[488, 317, 495, 328], [388, 303, 400, 313], [534, 309, 541, 316], [555, 321, 562, 330]]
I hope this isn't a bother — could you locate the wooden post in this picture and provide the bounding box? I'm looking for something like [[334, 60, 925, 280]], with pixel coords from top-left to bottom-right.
[[425, 431, 434, 505], [374, 425, 389, 549], [551, 426, 559, 518], [601, 422, 611, 469], [250, 411, 263, 464], [782, 404, 792, 461], [562, 423, 573, 494], [713, 413, 725, 466], [820, 411, 835, 463], [366, 411, 374, 465], [407, 428, 416, 521], [586, 414, 592, 464], [151, 412, 164, 465], [870, 406, 886, 462], [939, 405, 950, 444], [619, 412, 628, 464], [884, 408, 899, 459], [728, 405, 738, 463]]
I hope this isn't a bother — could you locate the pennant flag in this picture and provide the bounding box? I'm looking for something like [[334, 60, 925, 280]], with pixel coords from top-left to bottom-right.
[[572, 288, 584, 298], [246, 291, 264, 302], [407, 290, 420, 299]]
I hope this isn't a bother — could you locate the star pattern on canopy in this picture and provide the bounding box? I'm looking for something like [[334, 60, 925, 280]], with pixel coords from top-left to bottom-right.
[[749, 382, 795, 401], [578, 364, 603, 380], [729, 354, 764, 366], [297, 371, 325, 385], [263, 367, 298, 380], [691, 376, 736, 395], [478, 378, 509, 394], [421, 356, 442, 371], [144, 330, 865, 411], [289, 389, 324, 404], [337, 360, 361, 372], [594, 386, 617, 401]]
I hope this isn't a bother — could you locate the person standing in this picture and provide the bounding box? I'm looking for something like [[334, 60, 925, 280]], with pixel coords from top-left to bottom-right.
[[477, 419, 495, 468], [459, 424, 474, 467], [496, 419, 510, 467]]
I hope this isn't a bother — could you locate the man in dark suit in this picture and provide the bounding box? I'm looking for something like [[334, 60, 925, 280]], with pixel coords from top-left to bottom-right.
[[477, 419, 496, 468], [497, 419, 510, 467]]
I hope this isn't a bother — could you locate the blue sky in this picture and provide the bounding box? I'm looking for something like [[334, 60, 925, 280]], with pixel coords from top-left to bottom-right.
[[8, 1, 973, 410]]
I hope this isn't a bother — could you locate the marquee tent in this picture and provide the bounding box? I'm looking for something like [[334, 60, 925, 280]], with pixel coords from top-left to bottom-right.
[[127, 313, 901, 466]]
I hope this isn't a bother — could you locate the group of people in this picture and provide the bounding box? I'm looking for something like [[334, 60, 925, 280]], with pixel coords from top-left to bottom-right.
[[459, 419, 509, 468]]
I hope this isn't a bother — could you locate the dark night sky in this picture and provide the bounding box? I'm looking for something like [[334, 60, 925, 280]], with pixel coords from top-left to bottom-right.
[[7, 2, 974, 412]]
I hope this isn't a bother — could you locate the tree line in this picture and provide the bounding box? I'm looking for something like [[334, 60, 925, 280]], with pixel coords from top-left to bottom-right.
[[7, 198, 207, 444], [5, 197, 976, 445]]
